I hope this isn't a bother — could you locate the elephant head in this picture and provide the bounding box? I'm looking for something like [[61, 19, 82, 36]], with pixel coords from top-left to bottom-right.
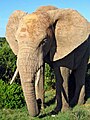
[[5, 6, 57, 56]]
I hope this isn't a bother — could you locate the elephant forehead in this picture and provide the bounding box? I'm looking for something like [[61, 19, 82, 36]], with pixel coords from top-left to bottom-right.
[[22, 12, 51, 27], [53, 10, 89, 61], [16, 13, 51, 42]]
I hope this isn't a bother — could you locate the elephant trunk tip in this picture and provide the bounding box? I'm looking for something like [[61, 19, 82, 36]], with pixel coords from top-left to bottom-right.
[[29, 99, 42, 117], [27, 99, 42, 117], [28, 108, 40, 117]]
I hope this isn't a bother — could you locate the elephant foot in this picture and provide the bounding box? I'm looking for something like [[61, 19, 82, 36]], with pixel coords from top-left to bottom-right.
[[51, 105, 61, 115], [69, 99, 77, 108], [70, 94, 85, 107], [49, 106, 61, 116], [61, 103, 70, 112], [78, 96, 85, 105], [49, 110, 59, 116], [78, 85, 85, 105], [78, 98, 85, 105]]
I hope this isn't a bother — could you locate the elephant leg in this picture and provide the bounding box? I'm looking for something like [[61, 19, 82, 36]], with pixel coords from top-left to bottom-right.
[[68, 71, 76, 103], [60, 67, 70, 111], [70, 53, 89, 107], [78, 85, 85, 105], [70, 70, 85, 107], [35, 64, 45, 109], [53, 67, 63, 113]]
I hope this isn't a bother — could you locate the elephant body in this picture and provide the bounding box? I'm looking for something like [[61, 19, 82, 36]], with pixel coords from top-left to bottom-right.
[[6, 6, 90, 116], [53, 37, 90, 112]]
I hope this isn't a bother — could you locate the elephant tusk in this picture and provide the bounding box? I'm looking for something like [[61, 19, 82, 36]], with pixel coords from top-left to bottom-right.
[[35, 69, 41, 87], [10, 68, 19, 84]]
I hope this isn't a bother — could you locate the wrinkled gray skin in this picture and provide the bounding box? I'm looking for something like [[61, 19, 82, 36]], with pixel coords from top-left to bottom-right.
[[6, 6, 90, 117]]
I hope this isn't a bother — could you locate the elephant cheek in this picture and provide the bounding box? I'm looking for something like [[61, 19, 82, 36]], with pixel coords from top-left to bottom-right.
[[17, 57, 39, 117]]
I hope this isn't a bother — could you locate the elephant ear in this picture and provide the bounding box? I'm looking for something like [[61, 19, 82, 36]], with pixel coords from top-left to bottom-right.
[[6, 10, 27, 55], [48, 9, 90, 61]]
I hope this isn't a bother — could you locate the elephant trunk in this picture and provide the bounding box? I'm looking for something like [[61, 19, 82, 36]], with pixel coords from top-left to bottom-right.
[[17, 49, 41, 117], [21, 79, 39, 116]]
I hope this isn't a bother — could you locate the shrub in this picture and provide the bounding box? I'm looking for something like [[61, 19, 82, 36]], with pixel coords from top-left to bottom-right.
[[45, 63, 55, 90], [0, 80, 6, 108], [0, 38, 17, 83], [0, 80, 25, 109]]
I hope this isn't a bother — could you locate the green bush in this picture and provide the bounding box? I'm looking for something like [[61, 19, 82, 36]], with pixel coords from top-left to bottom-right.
[[0, 80, 6, 108], [45, 63, 55, 90], [0, 80, 25, 109], [0, 38, 17, 83]]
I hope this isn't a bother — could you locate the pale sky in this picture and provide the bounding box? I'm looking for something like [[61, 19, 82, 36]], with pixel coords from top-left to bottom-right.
[[0, 0, 90, 37]]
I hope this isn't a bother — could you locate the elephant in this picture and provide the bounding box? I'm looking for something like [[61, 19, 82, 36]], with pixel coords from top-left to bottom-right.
[[6, 7, 56, 110], [6, 6, 90, 117], [5, 6, 58, 116], [5, 10, 45, 113]]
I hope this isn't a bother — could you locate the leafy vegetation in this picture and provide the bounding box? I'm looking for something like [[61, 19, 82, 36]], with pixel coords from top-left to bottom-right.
[[0, 38, 17, 83], [0, 80, 25, 109], [45, 64, 55, 90], [0, 90, 90, 120]]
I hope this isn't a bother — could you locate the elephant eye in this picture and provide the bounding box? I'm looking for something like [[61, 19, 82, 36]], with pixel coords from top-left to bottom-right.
[[42, 38, 48, 47], [43, 38, 47, 43], [38, 37, 47, 48]]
